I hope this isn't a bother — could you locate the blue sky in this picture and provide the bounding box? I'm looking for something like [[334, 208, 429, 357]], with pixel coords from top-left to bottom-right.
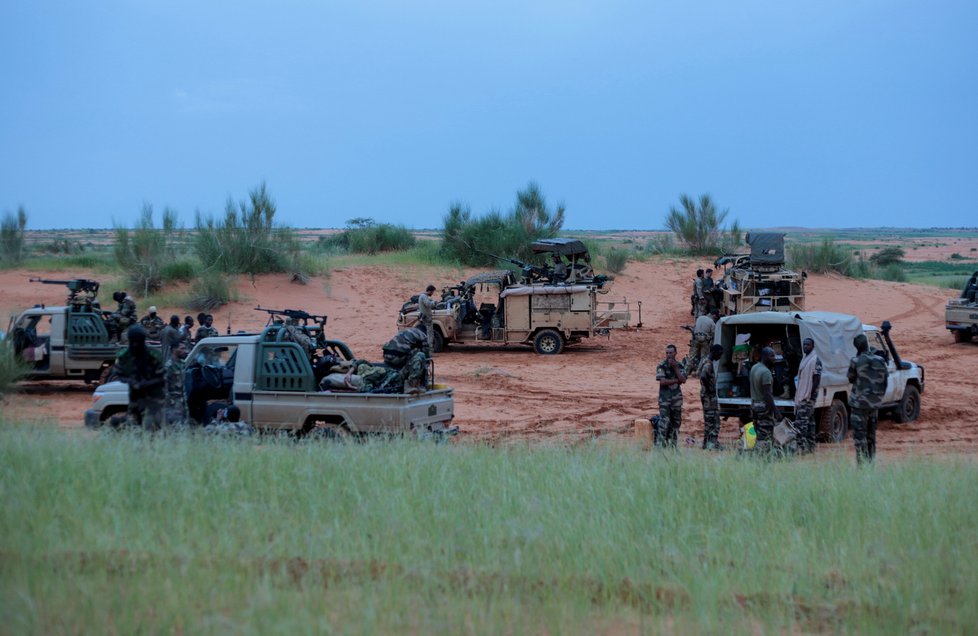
[[1, 1, 975, 231]]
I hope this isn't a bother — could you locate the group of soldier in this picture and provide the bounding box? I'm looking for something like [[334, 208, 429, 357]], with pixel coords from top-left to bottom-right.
[[656, 267, 889, 463]]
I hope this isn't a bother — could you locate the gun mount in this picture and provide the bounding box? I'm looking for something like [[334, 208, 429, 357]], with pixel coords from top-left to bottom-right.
[[255, 306, 328, 329], [30, 278, 101, 311]]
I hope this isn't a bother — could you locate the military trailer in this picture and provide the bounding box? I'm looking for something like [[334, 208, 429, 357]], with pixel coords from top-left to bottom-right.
[[5, 279, 120, 384], [712, 312, 924, 443], [398, 239, 630, 354], [945, 271, 978, 343], [713, 233, 806, 316]]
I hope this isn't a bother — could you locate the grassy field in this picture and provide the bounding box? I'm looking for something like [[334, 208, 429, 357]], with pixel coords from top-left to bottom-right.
[[1, 427, 976, 634]]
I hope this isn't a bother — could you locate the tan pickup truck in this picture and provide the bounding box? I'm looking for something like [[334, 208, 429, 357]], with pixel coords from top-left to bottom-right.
[[946, 271, 978, 343], [85, 332, 456, 438]]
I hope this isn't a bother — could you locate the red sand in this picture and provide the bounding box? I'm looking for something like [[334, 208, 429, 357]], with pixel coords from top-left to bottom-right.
[[2, 259, 975, 456]]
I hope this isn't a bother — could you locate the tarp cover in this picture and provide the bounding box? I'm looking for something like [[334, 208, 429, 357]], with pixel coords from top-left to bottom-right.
[[466, 270, 516, 286], [500, 285, 591, 298], [531, 238, 589, 257], [746, 233, 786, 265]]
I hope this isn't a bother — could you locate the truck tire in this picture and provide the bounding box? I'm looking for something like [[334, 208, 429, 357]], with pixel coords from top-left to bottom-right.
[[432, 329, 446, 353], [896, 385, 921, 423], [533, 329, 564, 355], [817, 399, 848, 443], [953, 329, 973, 343]]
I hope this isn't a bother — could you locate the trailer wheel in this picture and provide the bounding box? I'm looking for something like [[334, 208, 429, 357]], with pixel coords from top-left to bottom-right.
[[896, 385, 921, 423], [533, 329, 564, 355], [817, 399, 848, 443]]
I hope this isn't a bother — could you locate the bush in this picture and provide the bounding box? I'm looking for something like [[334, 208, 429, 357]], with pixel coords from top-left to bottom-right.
[[184, 271, 236, 311], [870, 246, 905, 266], [441, 182, 565, 267], [950, 252, 965, 260], [113, 205, 179, 296], [194, 182, 300, 276], [878, 263, 908, 282], [0, 340, 29, 395], [36, 238, 83, 255], [604, 248, 630, 274], [788, 239, 860, 276], [665, 194, 741, 255], [0, 207, 28, 265], [323, 218, 416, 255], [161, 259, 197, 283]]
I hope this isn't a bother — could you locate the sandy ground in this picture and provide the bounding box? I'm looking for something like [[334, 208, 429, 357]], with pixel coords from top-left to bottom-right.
[[1, 259, 975, 457]]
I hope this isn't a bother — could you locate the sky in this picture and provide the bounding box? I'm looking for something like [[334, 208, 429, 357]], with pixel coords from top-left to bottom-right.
[[1, 1, 976, 231]]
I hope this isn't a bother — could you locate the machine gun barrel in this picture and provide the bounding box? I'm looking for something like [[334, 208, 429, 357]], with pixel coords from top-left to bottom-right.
[[30, 278, 74, 285], [254, 306, 328, 325]]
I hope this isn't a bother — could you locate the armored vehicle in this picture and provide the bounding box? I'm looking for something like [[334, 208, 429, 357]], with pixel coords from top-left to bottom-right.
[[712, 233, 806, 315], [397, 240, 631, 354], [945, 271, 978, 343], [712, 312, 924, 443], [86, 325, 456, 438], [5, 279, 121, 384]]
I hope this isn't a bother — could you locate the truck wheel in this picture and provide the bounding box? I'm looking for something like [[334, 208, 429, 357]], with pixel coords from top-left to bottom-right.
[[533, 329, 564, 355], [817, 399, 848, 443], [953, 329, 973, 343], [896, 385, 921, 423], [432, 329, 446, 353]]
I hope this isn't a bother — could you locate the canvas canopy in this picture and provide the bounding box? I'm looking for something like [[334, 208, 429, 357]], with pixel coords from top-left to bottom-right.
[[531, 238, 589, 258], [466, 270, 516, 287], [746, 233, 786, 266]]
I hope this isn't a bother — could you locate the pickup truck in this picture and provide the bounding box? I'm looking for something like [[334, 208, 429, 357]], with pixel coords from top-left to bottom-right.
[[945, 270, 978, 343], [712, 311, 924, 443], [85, 330, 456, 438]]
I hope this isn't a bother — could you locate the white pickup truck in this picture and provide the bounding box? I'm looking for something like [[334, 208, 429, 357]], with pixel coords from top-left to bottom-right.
[[713, 311, 924, 442], [85, 331, 456, 438]]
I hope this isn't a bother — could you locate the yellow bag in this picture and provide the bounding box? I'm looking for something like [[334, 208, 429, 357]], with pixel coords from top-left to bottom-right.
[[740, 422, 756, 450]]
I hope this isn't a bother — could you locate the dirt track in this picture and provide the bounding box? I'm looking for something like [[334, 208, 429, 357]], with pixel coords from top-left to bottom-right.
[[2, 260, 975, 456]]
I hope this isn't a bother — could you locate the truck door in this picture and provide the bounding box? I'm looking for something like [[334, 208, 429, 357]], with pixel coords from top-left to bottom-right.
[[869, 331, 900, 404]]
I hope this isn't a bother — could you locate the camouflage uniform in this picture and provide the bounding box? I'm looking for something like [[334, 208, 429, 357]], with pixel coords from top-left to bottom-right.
[[655, 359, 684, 447], [399, 349, 428, 393], [749, 362, 776, 453], [418, 292, 436, 354], [692, 277, 704, 317], [110, 297, 138, 340], [140, 314, 165, 340], [114, 346, 166, 431], [358, 363, 400, 393], [698, 357, 720, 449], [794, 357, 822, 454], [164, 357, 187, 425], [195, 325, 220, 343], [687, 314, 715, 372], [283, 322, 315, 357], [847, 350, 888, 464]]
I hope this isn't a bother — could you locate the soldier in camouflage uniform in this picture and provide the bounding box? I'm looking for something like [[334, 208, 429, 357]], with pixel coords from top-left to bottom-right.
[[195, 314, 220, 342], [847, 333, 888, 464], [139, 306, 165, 341], [164, 341, 188, 426], [749, 346, 783, 454], [282, 318, 315, 357], [109, 291, 138, 342], [655, 344, 687, 447], [794, 337, 822, 454], [399, 348, 428, 393], [698, 344, 724, 450], [114, 325, 166, 431], [417, 285, 437, 354]]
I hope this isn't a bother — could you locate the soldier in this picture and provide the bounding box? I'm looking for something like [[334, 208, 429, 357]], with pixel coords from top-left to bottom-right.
[[195, 314, 219, 342], [160, 314, 182, 361], [687, 309, 719, 373], [400, 348, 428, 394], [418, 284, 437, 354], [794, 337, 822, 454], [655, 344, 687, 447], [550, 254, 568, 283], [283, 317, 315, 357], [139, 306, 165, 340], [114, 325, 166, 431], [109, 290, 137, 341], [847, 333, 888, 464], [179, 315, 195, 347], [699, 344, 724, 450], [749, 346, 783, 453], [691, 269, 704, 317], [164, 341, 188, 426], [702, 268, 716, 313]]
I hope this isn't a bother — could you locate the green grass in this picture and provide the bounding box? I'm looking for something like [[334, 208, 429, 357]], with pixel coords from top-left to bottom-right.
[[1, 427, 976, 634]]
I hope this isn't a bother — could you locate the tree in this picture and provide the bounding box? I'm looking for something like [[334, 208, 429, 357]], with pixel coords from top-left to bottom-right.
[[869, 246, 905, 267], [665, 194, 741, 255], [114, 205, 178, 295], [0, 206, 28, 264]]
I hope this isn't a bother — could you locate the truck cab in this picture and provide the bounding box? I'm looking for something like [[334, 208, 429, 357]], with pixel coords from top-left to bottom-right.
[[8, 305, 118, 383]]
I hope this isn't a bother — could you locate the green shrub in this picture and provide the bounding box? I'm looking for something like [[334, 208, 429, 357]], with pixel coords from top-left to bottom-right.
[[194, 182, 300, 276], [878, 263, 908, 282], [113, 205, 179, 296], [665, 194, 741, 255], [950, 252, 965, 260], [604, 248, 629, 274], [161, 259, 197, 282], [869, 246, 905, 266], [441, 182, 564, 267], [184, 271, 236, 311], [644, 233, 685, 256], [324, 218, 417, 255], [788, 238, 862, 276], [0, 207, 28, 265], [0, 340, 29, 395]]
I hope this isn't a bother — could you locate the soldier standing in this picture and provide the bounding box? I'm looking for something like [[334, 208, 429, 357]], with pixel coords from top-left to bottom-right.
[[699, 344, 724, 450], [179, 315, 195, 347], [114, 325, 166, 431], [749, 347, 783, 453], [109, 291, 137, 341], [160, 314, 182, 361], [655, 344, 687, 447], [688, 309, 719, 373], [847, 334, 888, 464], [418, 284, 437, 354], [794, 337, 822, 454], [691, 269, 704, 317], [195, 314, 219, 342], [164, 341, 188, 426], [702, 268, 716, 313], [139, 306, 165, 340]]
